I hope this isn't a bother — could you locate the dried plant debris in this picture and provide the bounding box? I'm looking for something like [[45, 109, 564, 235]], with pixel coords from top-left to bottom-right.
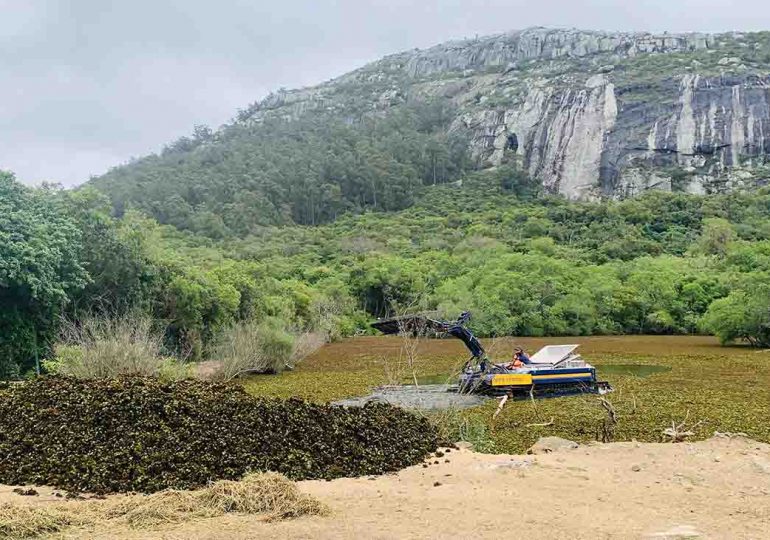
[[0, 473, 327, 540]]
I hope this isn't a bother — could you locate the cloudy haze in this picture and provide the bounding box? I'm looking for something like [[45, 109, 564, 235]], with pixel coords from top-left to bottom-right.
[[2, 0, 770, 186]]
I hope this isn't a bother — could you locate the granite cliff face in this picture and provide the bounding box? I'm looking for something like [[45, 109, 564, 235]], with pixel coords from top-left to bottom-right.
[[242, 27, 770, 199], [379, 28, 715, 78], [459, 71, 770, 198]]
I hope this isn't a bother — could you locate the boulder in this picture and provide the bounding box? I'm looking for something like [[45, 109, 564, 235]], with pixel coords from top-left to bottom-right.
[[717, 56, 741, 65], [527, 436, 579, 454]]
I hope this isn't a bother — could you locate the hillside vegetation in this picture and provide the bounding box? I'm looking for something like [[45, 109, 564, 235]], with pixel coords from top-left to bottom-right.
[[3, 165, 770, 378], [92, 101, 472, 234], [217, 175, 770, 342]]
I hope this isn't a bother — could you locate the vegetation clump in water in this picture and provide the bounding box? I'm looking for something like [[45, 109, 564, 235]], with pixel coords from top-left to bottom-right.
[[0, 376, 438, 493]]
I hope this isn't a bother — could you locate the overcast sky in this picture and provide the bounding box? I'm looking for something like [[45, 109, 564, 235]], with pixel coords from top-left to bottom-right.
[[2, 0, 769, 187]]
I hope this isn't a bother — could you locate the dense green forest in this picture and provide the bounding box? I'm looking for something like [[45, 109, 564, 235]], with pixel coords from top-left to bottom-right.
[[3, 161, 770, 379], [91, 101, 472, 234]]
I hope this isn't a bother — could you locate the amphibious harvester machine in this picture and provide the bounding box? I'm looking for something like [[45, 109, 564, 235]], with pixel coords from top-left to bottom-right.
[[371, 311, 611, 398]]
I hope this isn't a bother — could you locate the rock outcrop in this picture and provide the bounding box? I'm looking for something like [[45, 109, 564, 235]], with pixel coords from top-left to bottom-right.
[[241, 27, 770, 199], [459, 74, 620, 198], [379, 27, 715, 78], [459, 72, 770, 198]]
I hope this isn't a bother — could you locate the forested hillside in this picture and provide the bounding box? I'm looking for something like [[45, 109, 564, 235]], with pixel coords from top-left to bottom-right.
[[93, 101, 471, 235], [216, 173, 770, 340], [90, 27, 770, 236]]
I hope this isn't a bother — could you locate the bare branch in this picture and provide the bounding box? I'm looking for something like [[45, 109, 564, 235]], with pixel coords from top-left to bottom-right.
[[661, 410, 704, 442], [493, 395, 508, 420], [526, 417, 555, 428]]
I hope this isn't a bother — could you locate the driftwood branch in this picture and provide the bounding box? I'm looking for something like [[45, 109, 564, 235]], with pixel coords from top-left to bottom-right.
[[492, 394, 508, 420], [661, 410, 704, 442], [597, 397, 617, 443], [528, 384, 543, 420], [526, 417, 555, 428]]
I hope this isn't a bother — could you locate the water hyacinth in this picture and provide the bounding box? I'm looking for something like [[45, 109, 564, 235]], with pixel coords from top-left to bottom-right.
[[0, 376, 438, 493]]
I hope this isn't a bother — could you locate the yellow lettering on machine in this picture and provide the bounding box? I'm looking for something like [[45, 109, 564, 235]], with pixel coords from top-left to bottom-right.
[[491, 373, 533, 386]]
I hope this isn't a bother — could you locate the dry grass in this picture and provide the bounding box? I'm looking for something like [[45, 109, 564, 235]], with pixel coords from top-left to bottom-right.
[[0, 504, 90, 539], [106, 472, 328, 526], [52, 315, 188, 380], [0, 473, 327, 540]]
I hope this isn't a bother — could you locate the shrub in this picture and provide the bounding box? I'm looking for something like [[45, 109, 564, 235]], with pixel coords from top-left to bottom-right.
[[209, 318, 296, 380], [426, 407, 496, 453], [0, 376, 438, 493], [290, 330, 327, 366], [51, 316, 188, 379], [700, 288, 770, 347]]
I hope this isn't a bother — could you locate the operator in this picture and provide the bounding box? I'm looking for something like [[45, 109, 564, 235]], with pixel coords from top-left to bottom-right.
[[508, 346, 532, 369]]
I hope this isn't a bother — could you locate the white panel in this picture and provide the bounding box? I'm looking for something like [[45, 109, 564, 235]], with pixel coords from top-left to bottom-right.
[[528, 344, 580, 365]]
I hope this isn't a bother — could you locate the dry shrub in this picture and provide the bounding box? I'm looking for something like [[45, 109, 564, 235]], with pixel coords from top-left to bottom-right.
[[210, 318, 296, 381], [0, 473, 326, 539], [52, 315, 188, 380], [290, 331, 326, 367]]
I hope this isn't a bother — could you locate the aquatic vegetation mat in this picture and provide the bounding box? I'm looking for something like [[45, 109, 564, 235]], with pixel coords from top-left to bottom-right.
[[0, 472, 327, 539], [0, 376, 438, 493], [244, 336, 770, 454]]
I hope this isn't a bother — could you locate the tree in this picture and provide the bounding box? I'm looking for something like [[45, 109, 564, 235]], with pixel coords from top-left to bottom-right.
[[0, 172, 87, 377], [61, 190, 161, 317], [695, 217, 736, 257], [700, 287, 770, 347], [496, 163, 541, 199]]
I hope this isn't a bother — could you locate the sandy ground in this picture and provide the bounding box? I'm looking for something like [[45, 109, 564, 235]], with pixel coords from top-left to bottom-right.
[[3, 435, 769, 540]]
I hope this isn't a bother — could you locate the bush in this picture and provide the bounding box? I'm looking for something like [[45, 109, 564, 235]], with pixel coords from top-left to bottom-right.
[[289, 331, 327, 366], [209, 318, 296, 380], [426, 408, 496, 453], [0, 376, 438, 493], [51, 316, 188, 379], [700, 287, 770, 347]]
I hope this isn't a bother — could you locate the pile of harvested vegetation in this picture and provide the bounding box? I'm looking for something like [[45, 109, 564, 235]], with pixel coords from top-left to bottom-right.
[[104, 471, 328, 526], [0, 504, 90, 540], [0, 376, 438, 493], [0, 472, 326, 539]]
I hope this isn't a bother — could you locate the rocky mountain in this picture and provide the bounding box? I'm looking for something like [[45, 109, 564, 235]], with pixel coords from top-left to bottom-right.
[[91, 27, 770, 235], [239, 27, 770, 199]]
